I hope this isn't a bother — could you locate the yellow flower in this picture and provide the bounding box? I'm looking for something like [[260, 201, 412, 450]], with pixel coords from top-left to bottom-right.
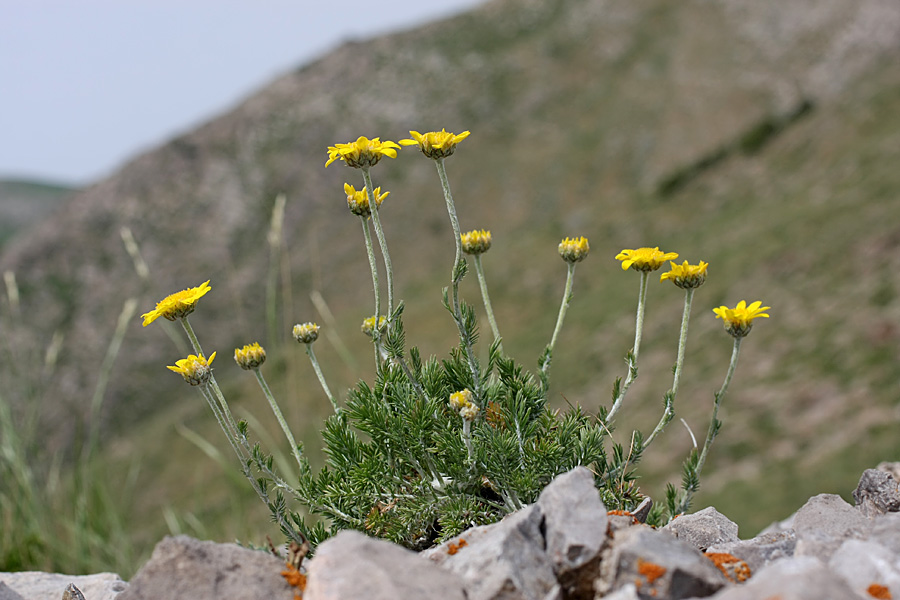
[[660, 260, 708, 289], [293, 322, 320, 344], [713, 300, 771, 338], [325, 136, 400, 168], [461, 229, 492, 255], [344, 183, 389, 217], [559, 236, 590, 263], [234, 342, 266, 370], [167, 352, 216, 386], [141, 280, 211, 326], [361, 316, 387, 337], [449, 389, 474, 411], [399, 129, 470, 159], [616, 247, 679, 272]]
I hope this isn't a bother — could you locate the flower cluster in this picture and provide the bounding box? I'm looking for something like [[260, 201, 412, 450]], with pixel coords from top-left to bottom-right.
[[559, 236, 590, 263], [234, 342, 266, 370], [461, 229, 492, 255], [399, 129, 470, 159], [449, 389, 479, 422], [141, 280, 211, 326], [325, 136, 400, 168], [344, 183, 389, 217]]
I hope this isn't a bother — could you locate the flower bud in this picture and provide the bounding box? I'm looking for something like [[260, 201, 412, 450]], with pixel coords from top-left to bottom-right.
[[167, 352, 216, 386], [461, 230, 492, 255], [234, 342, 266, 370], [559, 237, 590, 263], [293, 322, 320, 344]]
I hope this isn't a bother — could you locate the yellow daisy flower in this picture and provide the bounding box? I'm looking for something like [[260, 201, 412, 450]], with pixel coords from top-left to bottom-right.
[[461, 229, 492, 255], [167, 352, 216, 386], [141, 280, 211, 326], [344, 183, 389, 217], [325, 136, 400, 168], [616, 247, 679, 272], [660, 260, 708, 289], [234, 342, 266, 370], [713, 300, 771, 338], [559, 236, 590, 263], [399, 129, 470, 159]]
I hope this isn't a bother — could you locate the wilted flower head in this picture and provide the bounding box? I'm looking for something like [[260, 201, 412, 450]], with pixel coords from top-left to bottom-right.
[[459, 403, 480, 422], [167, 352, 216, 386], [616, 247, 679, 272], [344, 183, 389, 217], [361, 316, 387, 337], [713, 300, 771, 338], [661, 260, 708, 289], [234, 342, 266, 370], [461, 229, 492, 255], [559, 237, 590, 263], [449, 389, 474, 411], [142, 280, 211, 326], [293, 322, 320, 344], [399, 129, 470, 159], [325, 136, 400, 168]]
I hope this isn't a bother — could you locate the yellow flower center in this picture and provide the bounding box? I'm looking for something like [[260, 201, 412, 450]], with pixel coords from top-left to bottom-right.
[[399, 129, 470, 159], [326, 136, 400, 168]]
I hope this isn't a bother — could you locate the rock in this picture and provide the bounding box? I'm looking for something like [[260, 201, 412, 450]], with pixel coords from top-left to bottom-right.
[[792, 494, 871, 561], [305, 530, 466, 600], [707, 530, 796, 573], [853, 469, 900, 517], [117, 535, 293, 600], [423, 505, 560, 600], [536, 466, 607, 599], [662, 506, 739, 552], [877, 461, 900, 482], [702, 556, 858, 599], [865, 512, 900, 555], [828, 539, 900, 599], [0, 573, 126, 600], [597, 525, 729, 599], [61, 584, 85, 600], [0, 582, 25, 600]]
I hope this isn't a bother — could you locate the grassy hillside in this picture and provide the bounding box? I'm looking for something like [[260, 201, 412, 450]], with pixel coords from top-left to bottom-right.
[[2, 0, 900, 573]]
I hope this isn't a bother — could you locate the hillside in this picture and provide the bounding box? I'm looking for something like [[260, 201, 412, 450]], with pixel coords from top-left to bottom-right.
[[2, 0, 900, 554], [0, 178, 76, 248]]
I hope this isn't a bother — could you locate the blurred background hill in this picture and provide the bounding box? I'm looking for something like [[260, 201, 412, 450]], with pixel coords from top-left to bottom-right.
[[2, 0, 900, 574]]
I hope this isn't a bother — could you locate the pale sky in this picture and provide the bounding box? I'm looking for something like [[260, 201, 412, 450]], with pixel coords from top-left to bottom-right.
[[0, 1, 487, 185]]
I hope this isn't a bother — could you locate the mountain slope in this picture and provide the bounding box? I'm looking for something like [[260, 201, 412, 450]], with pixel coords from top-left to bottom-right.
[[2, 0, 900, 542]]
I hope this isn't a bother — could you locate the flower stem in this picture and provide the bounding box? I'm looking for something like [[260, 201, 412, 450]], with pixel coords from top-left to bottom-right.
[[606, 270, 650, 423], [358, 214, 384, 366], [541, 262, 575, 391], [181, 317, 246, 452], [473, 254, 503, 353], [305, 343, 339, 414], [645, 287, 695, 446], [677, 336, 742, 514], [252, 368, 304, 471], [462, 419, 474, 464], [361, 168, 394, 319], [434, 157, 480, 392]]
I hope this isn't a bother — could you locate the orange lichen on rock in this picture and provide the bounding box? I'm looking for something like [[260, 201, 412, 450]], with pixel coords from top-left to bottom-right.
[[607, 509, 639, 524], [705, 552, 752, 583], [447, 538, 468, 555], [868, 583, 892, 599], [637, 558, 667, 585], [282, 564, 307, 596]]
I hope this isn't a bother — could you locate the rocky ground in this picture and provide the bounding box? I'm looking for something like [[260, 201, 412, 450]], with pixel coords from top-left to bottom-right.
[[4, 463, 900, 600]]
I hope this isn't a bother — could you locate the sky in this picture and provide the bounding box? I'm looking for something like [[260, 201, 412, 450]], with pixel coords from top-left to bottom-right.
[[0, 1, 487, 185]]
